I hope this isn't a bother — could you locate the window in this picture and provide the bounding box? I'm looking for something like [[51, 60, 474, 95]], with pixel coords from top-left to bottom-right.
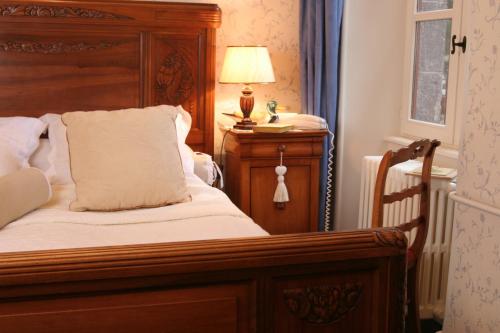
[[401, 0, 466, 146]]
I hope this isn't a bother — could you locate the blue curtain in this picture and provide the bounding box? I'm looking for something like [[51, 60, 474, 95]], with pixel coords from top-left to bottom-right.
[[300, 0, 344, 231]]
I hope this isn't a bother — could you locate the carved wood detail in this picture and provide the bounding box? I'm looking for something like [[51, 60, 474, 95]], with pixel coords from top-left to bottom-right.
[[283, 283, 363, 325], [156, 50, 194, 106], [389, 139, 440, 166], [372, 228, 407, 249], [0, 40, 118, 54], [0, 4, 132, 19]]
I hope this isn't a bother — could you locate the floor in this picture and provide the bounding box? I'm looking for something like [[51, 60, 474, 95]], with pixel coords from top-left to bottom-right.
[[421, 319, 443, 333]]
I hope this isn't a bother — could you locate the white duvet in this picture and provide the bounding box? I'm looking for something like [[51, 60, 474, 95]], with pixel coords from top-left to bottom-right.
[[0, 175, 268, 253]]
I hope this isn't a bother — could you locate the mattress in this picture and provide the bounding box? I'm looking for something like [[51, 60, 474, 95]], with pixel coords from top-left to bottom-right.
[[0, 175, 268, 253]]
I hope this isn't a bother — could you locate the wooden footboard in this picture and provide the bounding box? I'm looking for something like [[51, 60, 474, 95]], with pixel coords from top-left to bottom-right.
[[0, 228, 406, 332]]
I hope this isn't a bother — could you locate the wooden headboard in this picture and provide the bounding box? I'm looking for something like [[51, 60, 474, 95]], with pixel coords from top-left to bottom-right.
[[0, 0, 221, 154]]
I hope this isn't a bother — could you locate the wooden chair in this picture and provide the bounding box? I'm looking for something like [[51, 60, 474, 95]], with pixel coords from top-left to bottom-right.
[[371, 139, 441, 333]]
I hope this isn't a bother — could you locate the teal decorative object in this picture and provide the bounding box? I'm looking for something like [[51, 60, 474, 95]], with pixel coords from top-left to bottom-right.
[[267, 100, 279, 123]]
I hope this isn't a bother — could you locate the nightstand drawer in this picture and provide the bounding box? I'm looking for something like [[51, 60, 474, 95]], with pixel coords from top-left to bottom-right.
[[225, 130, 326, 159], [247, 141, 315, 158]]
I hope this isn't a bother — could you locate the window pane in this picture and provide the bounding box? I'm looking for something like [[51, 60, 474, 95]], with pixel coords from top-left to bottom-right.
[[417, 0, 453, 12], [411, 19, 452, 125]]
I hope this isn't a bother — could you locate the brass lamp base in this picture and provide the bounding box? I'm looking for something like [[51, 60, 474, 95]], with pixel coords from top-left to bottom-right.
[[233, 84, 256, 130]]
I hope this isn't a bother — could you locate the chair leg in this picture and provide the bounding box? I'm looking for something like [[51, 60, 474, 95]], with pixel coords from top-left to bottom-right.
[[406, 266, 421, 333]]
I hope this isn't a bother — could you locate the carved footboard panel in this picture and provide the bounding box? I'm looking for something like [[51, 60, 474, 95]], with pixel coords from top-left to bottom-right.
[[0, 228, 406, 332]]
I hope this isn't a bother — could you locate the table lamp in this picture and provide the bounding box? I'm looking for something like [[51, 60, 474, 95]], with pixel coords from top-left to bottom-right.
[[219, 46, 276, 130]]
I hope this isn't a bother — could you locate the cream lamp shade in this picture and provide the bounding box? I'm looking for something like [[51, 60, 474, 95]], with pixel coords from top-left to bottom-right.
[[219, 46, 275, 84]]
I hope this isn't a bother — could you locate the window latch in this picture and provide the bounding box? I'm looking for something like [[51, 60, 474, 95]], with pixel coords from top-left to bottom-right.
[[451, 35, 467, 54]]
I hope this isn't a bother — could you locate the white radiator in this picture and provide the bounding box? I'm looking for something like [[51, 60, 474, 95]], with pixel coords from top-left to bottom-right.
[[358, 156, 455, 321]]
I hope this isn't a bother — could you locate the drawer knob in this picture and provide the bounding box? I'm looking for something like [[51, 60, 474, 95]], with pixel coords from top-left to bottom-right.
[[278, 144, 286, 153], [275, 202, 286, 210]]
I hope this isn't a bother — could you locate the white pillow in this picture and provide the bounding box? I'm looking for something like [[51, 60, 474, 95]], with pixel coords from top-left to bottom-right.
[[0, 117, 47, 176], [0, 147, 22, 176], [175, 106, 195, 175], [40, 114, 73, 185], [29, 139, 56, 179]]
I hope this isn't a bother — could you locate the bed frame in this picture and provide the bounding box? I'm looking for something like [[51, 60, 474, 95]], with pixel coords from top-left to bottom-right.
[[0, 1, 406, 332], [0, 0, 216, 153]]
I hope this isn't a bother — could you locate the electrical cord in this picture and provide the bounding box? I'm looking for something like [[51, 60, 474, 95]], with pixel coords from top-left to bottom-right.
[[324, 126, 335, 232], [213, 129, 230, 188], [219, 129, 230, 166]]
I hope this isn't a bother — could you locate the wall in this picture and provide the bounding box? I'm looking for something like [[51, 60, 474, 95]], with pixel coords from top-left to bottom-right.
[[167, 0, 301, 155], [335, 0, 407, 230], [443, 0, 500, 331]]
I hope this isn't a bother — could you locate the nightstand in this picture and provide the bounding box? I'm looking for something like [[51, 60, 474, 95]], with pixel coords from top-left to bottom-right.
[[224, 129, 327, 234]]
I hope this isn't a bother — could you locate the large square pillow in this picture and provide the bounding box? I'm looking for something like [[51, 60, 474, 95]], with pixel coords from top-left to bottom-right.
[[39, 106, 194, 185], [62, 106, 190, 212]]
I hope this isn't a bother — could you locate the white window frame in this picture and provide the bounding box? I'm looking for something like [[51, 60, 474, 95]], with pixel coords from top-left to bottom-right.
[[401, 0, 466, 147]]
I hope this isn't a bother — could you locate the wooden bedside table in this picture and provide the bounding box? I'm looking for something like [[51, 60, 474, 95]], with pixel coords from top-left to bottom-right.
[[224, 129, 327, 234]]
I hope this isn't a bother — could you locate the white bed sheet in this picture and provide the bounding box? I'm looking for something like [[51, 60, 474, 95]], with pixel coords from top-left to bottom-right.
[[0, 175, 268, 253]]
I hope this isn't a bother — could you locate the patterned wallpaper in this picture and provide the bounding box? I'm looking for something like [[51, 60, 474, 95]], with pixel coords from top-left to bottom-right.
[[172, 0, 301, 153], [444, 206, 500, 332], [214, 0, 300, 153], [457, 0, 500, 206], [443, 0, 500, 332]]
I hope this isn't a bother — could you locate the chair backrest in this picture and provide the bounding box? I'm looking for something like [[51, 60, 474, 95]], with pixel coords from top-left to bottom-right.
[[371, 139, 441, 264]]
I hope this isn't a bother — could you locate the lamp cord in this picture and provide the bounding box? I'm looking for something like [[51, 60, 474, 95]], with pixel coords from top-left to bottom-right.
[[219, 129, 230, 167]]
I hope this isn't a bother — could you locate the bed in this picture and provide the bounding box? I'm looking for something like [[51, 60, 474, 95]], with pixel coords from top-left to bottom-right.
[[0, 174, 268, 252], [0, 1, 406, 332]]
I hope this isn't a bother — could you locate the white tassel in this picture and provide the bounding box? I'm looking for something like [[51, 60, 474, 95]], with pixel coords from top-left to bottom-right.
[[273, 166, 289, 202], [273, 152, 289, 203]]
